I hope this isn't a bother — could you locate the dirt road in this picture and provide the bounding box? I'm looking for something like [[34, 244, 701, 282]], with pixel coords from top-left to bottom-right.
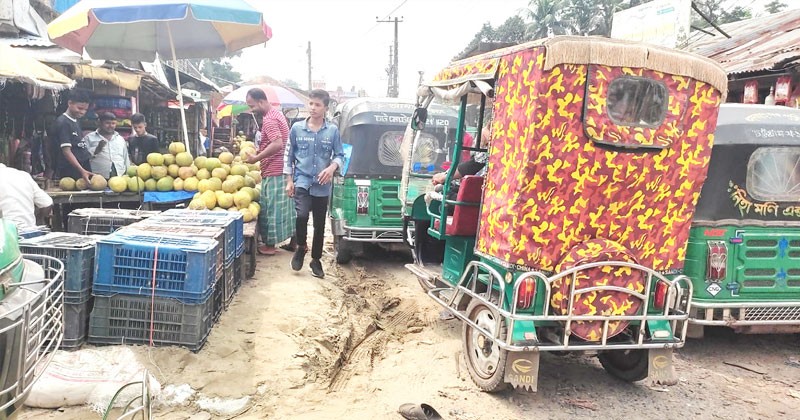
[[20, 245, 800, 419]]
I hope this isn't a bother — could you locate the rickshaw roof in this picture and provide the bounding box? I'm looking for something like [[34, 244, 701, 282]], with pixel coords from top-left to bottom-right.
[[714, 104, 800, 145], [425, 36, 728, 96], [338, 97, 458, 127]]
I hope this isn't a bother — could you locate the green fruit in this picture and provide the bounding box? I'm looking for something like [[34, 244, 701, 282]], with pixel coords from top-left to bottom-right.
[[126, 165, 138, 177], [156, 176, 174, 192], [58, 177, 76, 191]]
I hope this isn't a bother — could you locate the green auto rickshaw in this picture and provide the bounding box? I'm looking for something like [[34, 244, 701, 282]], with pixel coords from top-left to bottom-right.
[[684, 103, 800, 336], [330, 97, 458, 263]]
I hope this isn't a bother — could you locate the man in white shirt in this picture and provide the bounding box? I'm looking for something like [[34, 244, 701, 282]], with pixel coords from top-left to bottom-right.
[[0, 163, 53, 229], [84, 112, 131, 178]]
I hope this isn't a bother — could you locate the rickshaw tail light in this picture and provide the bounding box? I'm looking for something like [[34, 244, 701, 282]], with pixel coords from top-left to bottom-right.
[[654, 281, 668, 310], [516, 278, 536, 310], [706, 240, 728, 281]]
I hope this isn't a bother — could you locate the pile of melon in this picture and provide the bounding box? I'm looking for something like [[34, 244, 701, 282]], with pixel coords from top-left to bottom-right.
[[59, 141, 264, 222]]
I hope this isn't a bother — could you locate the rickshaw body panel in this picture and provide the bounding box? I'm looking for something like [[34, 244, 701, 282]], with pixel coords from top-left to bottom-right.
[[332, 98, 457, 248], [683, 104, 800, 331]]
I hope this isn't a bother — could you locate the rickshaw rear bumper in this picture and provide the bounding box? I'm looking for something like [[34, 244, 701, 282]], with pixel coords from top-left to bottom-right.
[[414, 260, 692, 353], [334, 219, 405, 243], [689, 301, 800, 329]]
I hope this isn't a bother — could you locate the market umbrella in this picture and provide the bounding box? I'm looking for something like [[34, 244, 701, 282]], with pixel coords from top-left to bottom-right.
[[216, 84, 305, 118], [0, 44, 75, 90], [47, 0, 272, 148]]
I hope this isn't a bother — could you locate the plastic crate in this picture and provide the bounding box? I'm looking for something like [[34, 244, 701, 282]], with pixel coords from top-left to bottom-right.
[[222, 262, 236, 307], [19, 233, 95, 292], [161, 210, 244, 261], [122, 224, 225, 280], [87, 291, 215, 352], [93, 233, 217, 303], [142, 214, 240, 265], [212, 273, 225, 323], [234, 255, 244, 292], [62, 298, 91, 350], [67, 208, 160, 236], [17, 226, 50, 239], [65, 287, 91, 305]]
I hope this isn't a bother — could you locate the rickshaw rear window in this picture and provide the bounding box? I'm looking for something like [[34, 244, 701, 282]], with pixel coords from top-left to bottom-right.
[[410, 132, 440, 167], [378, 131, 406, 167], [747, 147, 800, 202], [606, 77, 668, 128]]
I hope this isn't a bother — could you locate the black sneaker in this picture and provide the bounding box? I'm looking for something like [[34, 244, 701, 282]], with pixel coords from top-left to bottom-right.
[[309, 259, 324, 278], [291, 247, 306, 271]]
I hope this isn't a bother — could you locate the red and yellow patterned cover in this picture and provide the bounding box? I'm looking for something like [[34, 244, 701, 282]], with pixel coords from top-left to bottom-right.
[[477, 47, 722, 274], [551, 238, 645, 341]]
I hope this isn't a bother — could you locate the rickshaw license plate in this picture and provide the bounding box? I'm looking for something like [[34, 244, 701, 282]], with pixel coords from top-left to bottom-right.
[[504, 352, 540, 391]]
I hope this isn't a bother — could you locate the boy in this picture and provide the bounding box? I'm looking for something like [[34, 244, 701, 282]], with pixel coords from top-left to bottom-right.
[[51, 89, 93, 183], [129, 113, 160, 165], [85, 112, 131, 178], [284, 89, 344, 278]]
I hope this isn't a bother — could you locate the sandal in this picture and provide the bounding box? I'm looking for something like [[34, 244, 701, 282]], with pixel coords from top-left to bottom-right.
[[398, 403, 443, 420], [258, 245, 277, 255]]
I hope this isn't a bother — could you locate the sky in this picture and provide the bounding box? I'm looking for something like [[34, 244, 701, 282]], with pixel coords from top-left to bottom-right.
[[230, 0, 799, 99], [230, 0, 532, 99]]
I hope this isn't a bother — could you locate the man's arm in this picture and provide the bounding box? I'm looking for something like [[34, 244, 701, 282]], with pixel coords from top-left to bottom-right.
[[246, 119, 283, 163], [61, 146, 92, 183], [284, 127, 296, 197], [317, 126, 344, 185], [31, 177, 54, 224]]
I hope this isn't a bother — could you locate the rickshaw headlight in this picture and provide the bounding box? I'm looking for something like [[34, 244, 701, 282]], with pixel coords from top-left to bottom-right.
[[516, 277, 536, 310]]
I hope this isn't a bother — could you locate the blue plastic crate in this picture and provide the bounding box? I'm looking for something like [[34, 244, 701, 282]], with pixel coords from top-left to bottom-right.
[[19, 233, 95, 292], [161, 210, 244, 256], [93, 233, 217, 303], [144, 213, 241, 264], [121, 224, 225, 280]]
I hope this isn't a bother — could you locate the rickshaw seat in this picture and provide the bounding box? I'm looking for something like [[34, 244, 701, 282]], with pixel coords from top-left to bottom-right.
[[434, 175, 483, 236]]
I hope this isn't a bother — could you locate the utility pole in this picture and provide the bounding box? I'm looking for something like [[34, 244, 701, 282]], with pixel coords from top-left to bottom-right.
[[377, 16, 403, 98], [306, 41, 312, 91]]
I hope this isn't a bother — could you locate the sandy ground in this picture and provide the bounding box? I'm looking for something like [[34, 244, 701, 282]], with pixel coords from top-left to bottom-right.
[[17, 242, 800, 420]]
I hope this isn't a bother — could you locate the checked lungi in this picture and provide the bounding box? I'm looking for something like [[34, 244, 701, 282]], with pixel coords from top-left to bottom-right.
[[259, 175, 295, 246]]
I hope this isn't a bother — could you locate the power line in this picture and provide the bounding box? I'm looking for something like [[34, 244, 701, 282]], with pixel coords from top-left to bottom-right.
[[363, 0, 408, 36]]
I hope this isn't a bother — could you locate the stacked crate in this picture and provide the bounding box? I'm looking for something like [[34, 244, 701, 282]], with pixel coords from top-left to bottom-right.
[[19, 233, 95, 349], [88, 230, 219, 351], [67, 208, 161, 236]]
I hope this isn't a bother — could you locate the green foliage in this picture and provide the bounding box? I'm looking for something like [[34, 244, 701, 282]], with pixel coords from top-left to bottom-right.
[[453, 17, 529, 60], [691, 0, 752, 29], [524, 0, 570, 40], [764, 0, 788, 14], [282, 79, 301, 89]]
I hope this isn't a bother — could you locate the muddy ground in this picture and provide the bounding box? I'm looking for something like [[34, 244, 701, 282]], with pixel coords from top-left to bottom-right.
[[18, 243, 800, 420]]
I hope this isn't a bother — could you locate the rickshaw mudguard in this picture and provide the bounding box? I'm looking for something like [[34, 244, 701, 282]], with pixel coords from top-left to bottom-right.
[[648, 348, 677, 386], [503, 352, 540, 391]]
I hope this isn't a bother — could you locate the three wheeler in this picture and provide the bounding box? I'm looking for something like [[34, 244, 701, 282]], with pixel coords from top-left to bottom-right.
[[330, 97, 457, 263], [684, 103, 800, 336], [1, 218, 64, 419], [401, 36, 729, 391]]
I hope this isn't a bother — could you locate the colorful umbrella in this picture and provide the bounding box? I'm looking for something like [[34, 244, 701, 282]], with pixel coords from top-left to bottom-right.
[[47, 0, 272, 146], [217, 85, 305, 118]]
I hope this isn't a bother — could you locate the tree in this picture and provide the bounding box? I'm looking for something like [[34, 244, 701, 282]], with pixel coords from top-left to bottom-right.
[[765, 0, 788, 14], [524, 0, 570, 40], [564, 0, 623, 36], [453, 16, 530, 60], [282, 79, 301, 89], [198, 58, 241, 85], [691, 0, 752, 29]]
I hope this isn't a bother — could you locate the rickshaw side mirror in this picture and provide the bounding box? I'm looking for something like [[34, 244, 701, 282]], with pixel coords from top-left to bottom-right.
[[411, 108, 428, 131]]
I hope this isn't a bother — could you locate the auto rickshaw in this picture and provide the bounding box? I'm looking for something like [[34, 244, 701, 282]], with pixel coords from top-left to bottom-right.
[[401, 36, 729, 391], [684, 103, 800, 336], [330, 97, 458, 263], [0, 217, 64, 419]]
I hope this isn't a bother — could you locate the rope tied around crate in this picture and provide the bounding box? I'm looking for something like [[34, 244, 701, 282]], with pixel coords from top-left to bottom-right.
[[149, 239, 162, 347]]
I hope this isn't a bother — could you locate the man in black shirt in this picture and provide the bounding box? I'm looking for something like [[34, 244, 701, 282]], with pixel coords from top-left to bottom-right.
[[128, 113, 160, 165], [51, 89, 93, 183]]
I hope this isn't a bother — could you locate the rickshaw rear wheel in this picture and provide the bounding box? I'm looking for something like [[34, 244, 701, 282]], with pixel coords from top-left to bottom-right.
[[463, 299, 510, 393], [598, 349, 649, 382], [333, 235, 353, 264]]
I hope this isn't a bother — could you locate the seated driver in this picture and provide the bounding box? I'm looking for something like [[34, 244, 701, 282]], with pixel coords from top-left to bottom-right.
[[431, 126, 490, 201]]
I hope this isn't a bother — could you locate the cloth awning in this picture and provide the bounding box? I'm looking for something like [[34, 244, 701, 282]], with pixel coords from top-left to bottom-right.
[[71, 64, 142, 91], [0, 44, 75, 90]]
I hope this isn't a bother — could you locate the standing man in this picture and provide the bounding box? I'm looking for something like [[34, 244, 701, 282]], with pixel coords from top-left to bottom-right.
[[85, 112, 131, 178], [128, 113, 160, 165], [284, 89, 344, 278], [244, 88, 295, 256], [0, 163, 53, 229], [50, 89, 93, 183]]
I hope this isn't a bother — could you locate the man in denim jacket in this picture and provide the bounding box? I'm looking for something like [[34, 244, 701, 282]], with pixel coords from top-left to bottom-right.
[[284, 89, 344, 278]]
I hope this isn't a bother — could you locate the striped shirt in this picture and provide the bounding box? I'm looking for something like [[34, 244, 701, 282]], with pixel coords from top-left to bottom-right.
[[260, 108, 290, 177]]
